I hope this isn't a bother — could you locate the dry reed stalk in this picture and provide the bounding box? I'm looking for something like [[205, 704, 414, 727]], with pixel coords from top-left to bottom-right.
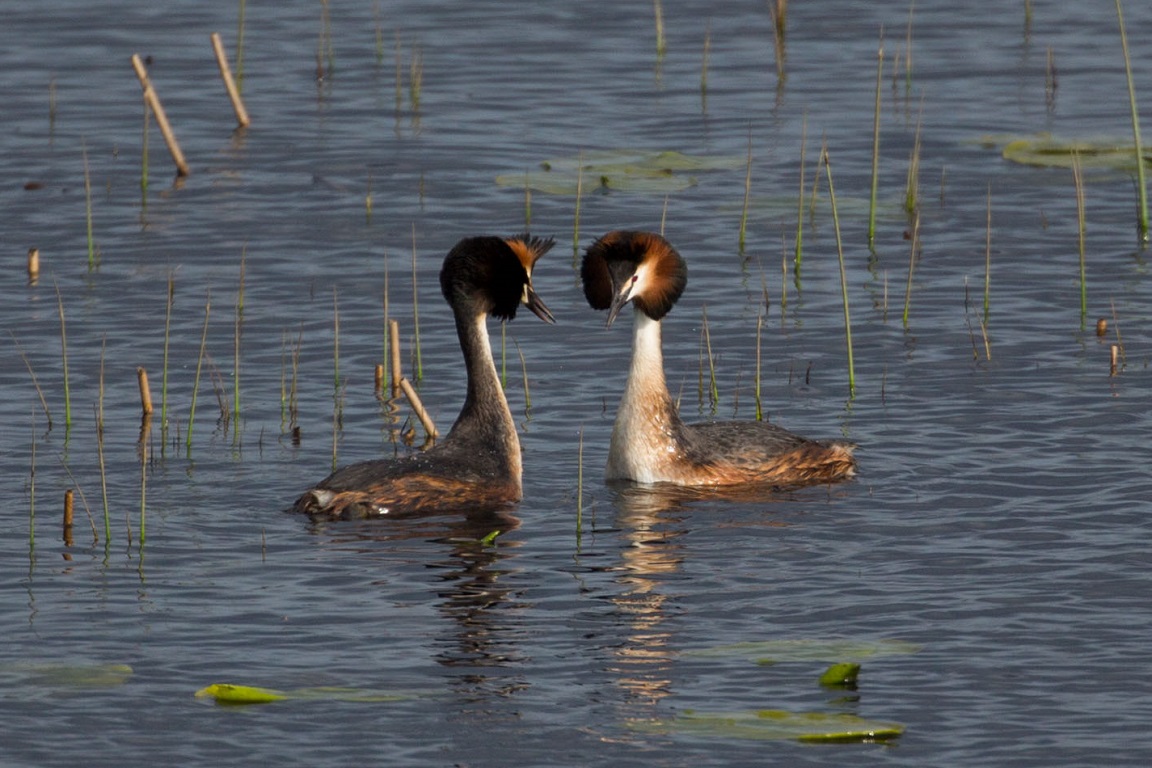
[[738, 132, 753, 253], [27, 248, 39, 284], [374, 364, 385, 395], [1110, 344, 1119, 376], [131, 54, 190, 177], [63, 489, 74, 547], [769, 0, 787, 79], [10, 332, 52, 429], [700, 24, 711, 109], [235, 0, 247, 88], [137, 367, 154, 415], [389, 319, 402, 397], [576, 425, 584, 539], [161, 272, 174, 437], [210, 33, 251, 127], [572, 153, 585, 262], [754, 313, 764, 421], [97, 339, 111, 542], [399, 377, 438, 438]]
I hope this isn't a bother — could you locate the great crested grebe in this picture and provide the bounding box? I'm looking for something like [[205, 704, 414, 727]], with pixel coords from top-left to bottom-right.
[[293, 234, 555, 519], [581, 230, 856, 489]]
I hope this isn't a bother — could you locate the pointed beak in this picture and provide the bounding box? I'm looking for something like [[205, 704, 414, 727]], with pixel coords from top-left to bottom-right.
[[523, 284, 555, 324], [604, 279, 635, 327]]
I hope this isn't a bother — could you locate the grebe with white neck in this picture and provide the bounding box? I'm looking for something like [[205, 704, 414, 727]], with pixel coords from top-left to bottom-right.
[[581, 230, 856, 489]]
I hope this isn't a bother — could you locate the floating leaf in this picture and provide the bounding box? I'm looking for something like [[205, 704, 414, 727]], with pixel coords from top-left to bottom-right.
[[496, 150, 742, 196], [998, 134, 1152, 170], [819, 662, 861, 687], [0, 662, 134, 692], [195, 684, 288, 705], [683, 638, 920, 665], [194, 682, 423, 706], [631, 709, 904, 743]]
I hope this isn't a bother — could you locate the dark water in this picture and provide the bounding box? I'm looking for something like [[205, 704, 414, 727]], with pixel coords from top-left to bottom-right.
[[3, 1, 1152, 765]]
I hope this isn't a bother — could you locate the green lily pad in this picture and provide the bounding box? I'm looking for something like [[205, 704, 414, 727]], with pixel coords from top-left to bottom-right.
[[999, 134, 1151, 170], [194, 682, 422, 706], [819, 662, 861, 687], [496, 150, 743, 195], [0, 662, 134, 691], [631, 709, 904, 743], [683, 638, 920, 665]]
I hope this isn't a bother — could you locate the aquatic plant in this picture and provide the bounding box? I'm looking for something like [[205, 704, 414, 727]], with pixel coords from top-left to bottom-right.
[[1115, 0, 1148, 243]]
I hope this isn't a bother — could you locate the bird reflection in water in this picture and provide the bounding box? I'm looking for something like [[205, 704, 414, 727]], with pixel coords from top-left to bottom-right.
[[307, 504, 528, 701]]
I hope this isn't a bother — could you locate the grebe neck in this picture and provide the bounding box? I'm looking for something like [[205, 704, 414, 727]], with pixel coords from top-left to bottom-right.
[[606, 308, 682, 481], [448, 311, 521, 477]]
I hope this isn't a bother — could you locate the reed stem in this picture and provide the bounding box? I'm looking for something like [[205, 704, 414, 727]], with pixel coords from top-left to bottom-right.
[[83, 142, 96, 270], [1115, 0, 1148, 244], [131, 54, 190, 177], [55, 280, 72, 430], [822, 146, 856, 396], [411, 225, 423, 380], [210, 32, 251, 128], [738, 132, 753, 253], [187, 293, 211, 454], [983, 185, 992, 325], [161, 272, 174, 437], [795, 115, 807, 271], [868, 31, 885, 250], [1072, 153, 1088, 325]]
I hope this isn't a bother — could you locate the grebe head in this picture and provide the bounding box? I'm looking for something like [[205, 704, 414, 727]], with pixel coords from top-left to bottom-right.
[[441, 233, 555, 323], [581, 230, 687, 326]]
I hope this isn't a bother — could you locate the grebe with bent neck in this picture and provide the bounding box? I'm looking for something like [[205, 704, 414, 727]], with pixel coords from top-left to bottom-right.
[[293, 234, 555, 519]]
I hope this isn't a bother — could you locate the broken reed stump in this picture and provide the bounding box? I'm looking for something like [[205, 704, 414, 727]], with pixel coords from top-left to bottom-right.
[[136, 366, 154, 415], [388, 319, 402, 398], [399, 377, 438, 439], [63, 489, 74, 547], [130, 53, 190, 177], [27, 248, 40, 284], [210, 32, 251, 128]]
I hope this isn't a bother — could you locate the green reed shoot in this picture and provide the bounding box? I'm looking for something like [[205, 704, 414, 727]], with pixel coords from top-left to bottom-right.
[[822, 146, 856, 396], [514, 337, 531, 415], [235, 0, 247, 89], [754, 313, 764, 421], [83, 143, 96, 270], [653, 0, 666, 59], [1115, 0, 1148, 244], [738, 132, 753, 253], [575, 426, 584, 542], [868, 31, 885, 250], [141, 98, 150, 201], [394, 31, 404, 110], [55, 280, 72, 430], [1072, 153, 1088, 324], [573, 152, 585, 262], [382, 248, 391, 380], [701, 23, 711, 110], [234, 250, 246, 427], [902, 206, 921, 329], [97, 338, 111, 541], [500, 322, 508, 388], [187, 292, 211, 454], [411, 226, 423, 379], [795, 115, 807, 270], [904, 99, 924, 214], [320, 0, 333, 79], [904, 1, 915, 90], [701, 306, 718, 412], [409, 44, 423, 112], [373, 1, 384, 65], [983, 185, 992, 325], [161, 272, 174, 442], [332, 287, 341, 395]]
